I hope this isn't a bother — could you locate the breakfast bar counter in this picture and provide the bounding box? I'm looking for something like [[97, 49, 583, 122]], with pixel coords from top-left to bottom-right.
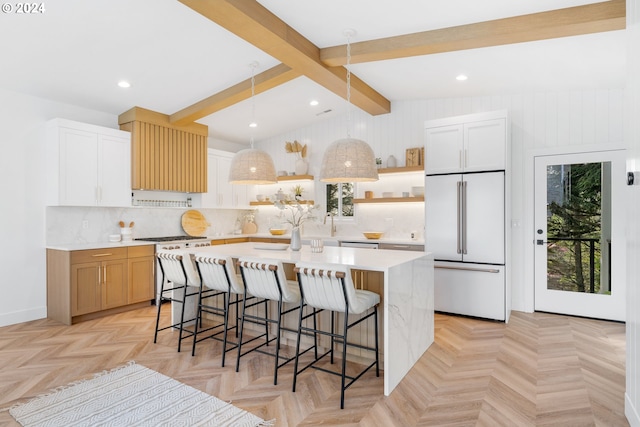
[[176, 242, 434, 396]]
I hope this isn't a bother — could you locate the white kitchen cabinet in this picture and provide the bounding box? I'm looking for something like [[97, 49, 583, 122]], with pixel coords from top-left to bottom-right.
[[425, 114, 506, 174], [201, 149, 248, 208], [46, 119, 131, 206]]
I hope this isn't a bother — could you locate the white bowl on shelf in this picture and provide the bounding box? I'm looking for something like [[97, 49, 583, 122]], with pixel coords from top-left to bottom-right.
[[382, 192, 395, 198], [411, 186, 425, 197], [109, 234, 121, 242]]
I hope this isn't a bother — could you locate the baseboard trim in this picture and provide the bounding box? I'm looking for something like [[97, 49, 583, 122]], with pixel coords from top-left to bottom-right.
[[627, 392, 640, 427], [0, 306, 47, 327]]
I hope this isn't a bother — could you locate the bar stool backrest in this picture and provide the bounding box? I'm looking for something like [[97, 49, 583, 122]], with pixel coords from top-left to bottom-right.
[[194, 254, 244, 294], [156, 250, 200, 287], [237, 257, 297, 303], [295, 263, 361, 314]]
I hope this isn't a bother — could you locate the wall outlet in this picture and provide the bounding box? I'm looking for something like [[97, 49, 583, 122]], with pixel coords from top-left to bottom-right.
[[82, 220, 89, 229]]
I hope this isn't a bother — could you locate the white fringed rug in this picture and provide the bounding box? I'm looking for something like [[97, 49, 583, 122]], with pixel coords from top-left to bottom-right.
[[8, 362, 272, 427]]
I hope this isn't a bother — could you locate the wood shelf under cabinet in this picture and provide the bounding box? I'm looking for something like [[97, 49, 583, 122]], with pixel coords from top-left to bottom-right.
[[276, 174, 314, 181], [377, 166, 423, 174], [249, 199, 315, 206], [353, 196, 424, 204]]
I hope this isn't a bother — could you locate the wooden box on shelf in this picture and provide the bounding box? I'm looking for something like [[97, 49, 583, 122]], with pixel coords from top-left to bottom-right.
[[406, 147, 424, 167]]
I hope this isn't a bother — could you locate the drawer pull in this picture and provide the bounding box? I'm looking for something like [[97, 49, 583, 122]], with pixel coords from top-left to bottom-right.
[[91, 253, 113, 257], [436, 265, 500, 274]]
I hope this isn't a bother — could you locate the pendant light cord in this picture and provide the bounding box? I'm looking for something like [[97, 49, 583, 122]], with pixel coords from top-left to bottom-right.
[[249, 61, 258, 148], [346, 32, 352, 139]]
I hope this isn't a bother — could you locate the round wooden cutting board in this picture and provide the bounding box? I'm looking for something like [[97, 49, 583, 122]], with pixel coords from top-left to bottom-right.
[[181, 210, 210, 236]]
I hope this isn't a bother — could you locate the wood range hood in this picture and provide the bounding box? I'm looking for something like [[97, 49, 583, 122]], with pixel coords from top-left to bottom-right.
[[118, 106, 208, 193]]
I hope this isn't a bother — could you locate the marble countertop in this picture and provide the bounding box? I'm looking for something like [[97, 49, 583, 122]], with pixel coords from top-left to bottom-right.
[[47, 234, 424, 251], [210, 232, 424, 246], [177, 242, 427, 272], [46, 240, 156, 251]]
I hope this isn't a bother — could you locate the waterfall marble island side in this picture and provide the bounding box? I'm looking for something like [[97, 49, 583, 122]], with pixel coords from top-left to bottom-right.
[[175, 242, 434, 396]]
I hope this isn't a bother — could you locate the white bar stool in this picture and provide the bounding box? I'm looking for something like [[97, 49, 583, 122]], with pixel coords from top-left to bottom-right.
[[154, 250, 200, 352], [191, 254, 244, 367], [293, 263, 380, 409], [235, 257, 304, 385]]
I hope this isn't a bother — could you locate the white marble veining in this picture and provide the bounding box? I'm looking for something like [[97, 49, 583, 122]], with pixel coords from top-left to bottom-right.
[[46, 206, 250, 245], [175, 242, 434, 395], [385, 256, 434, 394]]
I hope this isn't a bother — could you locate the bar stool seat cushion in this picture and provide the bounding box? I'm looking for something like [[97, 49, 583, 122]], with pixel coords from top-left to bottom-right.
[[294, 263, 379, 314], [193, 253, 244, 295], [156, 250, 200, 287], [237, 257, 300, 304]]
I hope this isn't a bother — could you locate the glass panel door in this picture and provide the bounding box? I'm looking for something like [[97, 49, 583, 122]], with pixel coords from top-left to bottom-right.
[[534, 150, 625, 321]]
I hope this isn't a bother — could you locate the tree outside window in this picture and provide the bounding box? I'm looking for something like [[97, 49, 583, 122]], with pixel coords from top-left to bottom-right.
[[326, 183, 354, 218]]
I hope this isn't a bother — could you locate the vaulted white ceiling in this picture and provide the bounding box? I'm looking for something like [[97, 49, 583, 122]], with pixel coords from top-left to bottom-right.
[[0, 0, 626, 145]]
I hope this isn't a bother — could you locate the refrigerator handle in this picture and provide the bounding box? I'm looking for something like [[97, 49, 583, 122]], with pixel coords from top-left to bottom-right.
[[456, 181, 462, 254], [462, 180, 468, 254]]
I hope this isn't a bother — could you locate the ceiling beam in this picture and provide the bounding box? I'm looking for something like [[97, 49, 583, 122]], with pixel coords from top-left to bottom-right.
[[178, 0, 391, 116], [170, 63, 300, 126], [321, 0, 626, 66]]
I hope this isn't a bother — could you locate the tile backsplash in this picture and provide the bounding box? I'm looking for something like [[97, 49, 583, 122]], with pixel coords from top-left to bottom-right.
[[46, 206, 248, 244], [46, 202, 425, 245]]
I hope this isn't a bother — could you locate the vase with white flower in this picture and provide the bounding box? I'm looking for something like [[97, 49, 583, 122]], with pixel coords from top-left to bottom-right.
[[274, 200, 320, 251], [285, 140, 308, 175]]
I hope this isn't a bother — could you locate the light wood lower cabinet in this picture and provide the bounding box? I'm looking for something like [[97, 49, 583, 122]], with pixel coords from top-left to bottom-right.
[[47, 245, 155, 325], [127, 245, 155, 304]]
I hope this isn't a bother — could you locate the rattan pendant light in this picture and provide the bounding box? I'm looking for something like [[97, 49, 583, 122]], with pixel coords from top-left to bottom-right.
[[229, 62, 277, 185], [320, 30, 378, 183]]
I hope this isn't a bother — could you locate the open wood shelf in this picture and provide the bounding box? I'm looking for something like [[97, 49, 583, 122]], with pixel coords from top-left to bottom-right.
[[249, 199, 315, 206], [276, 174, 314, 181], [353, 196, 424, 204], [377, 166, 424, 174]]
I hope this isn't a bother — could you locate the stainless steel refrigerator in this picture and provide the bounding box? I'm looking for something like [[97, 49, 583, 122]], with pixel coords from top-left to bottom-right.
[[425, 171, 506, 320]]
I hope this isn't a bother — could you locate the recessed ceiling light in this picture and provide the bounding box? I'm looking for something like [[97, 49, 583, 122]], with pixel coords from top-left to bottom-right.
[[249, 122, 257, 128], [309, 100, 319, 106], [117, 80, 131, 88], [456, 74, 468, 81]]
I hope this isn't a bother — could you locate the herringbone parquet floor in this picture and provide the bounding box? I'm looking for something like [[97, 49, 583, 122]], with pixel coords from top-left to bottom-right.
[[0, 306, 628, 426]]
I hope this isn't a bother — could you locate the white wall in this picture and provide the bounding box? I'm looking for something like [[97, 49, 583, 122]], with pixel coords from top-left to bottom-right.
[[256, 90, 625, 314], [626, 0, 640, 424], [0, 88, 119, 326]]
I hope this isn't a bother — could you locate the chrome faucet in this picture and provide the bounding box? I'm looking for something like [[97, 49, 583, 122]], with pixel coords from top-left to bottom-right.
[[324, 212, 336, 237]]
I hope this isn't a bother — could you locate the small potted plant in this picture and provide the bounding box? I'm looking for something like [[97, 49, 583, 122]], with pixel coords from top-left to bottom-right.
[[376, 157, 382, 169], [291, 184, 304, 201]]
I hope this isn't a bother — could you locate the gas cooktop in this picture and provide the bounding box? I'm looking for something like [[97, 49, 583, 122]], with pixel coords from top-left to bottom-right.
[[134, 235, 207, 242]]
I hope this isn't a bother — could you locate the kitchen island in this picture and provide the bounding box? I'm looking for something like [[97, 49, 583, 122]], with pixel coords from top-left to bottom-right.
[[176, 242, 434, 396]]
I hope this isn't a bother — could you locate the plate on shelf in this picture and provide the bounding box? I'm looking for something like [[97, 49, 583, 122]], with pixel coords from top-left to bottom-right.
[[253, 243, 289, 251]]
